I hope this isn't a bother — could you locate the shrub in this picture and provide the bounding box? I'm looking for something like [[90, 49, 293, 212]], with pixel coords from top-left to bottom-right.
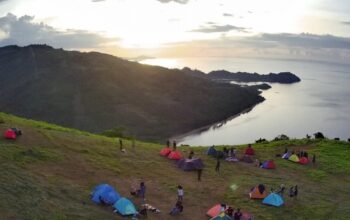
[[274, 134, 289, 141], [314, 132, 325, 139]]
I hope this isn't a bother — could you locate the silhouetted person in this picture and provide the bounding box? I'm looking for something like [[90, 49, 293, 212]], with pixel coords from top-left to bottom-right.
[[289, 187, 294, 198], [306, 134, 311, 139], [119, 139, 124, 152], [312, 154, 316, 164], [215, 157, 220, 173], [294, 185, 298, 199], [234, 208, 242, 220], [173, 140, 177, 151], [197, 169, 202, 181], [188, 150, 194, 159], [166, 140, 170, 147], [304, 151, 308, 159], [284, 148, 288, 154]]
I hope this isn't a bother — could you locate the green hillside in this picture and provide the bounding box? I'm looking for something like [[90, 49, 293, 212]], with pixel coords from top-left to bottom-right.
[[0, 112, 349, 220], [0, 45, 263, 141]]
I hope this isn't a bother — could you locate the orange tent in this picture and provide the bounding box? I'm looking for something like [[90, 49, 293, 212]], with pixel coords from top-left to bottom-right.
[[207, 204, 223, 217], [249, 186, 267, 199]]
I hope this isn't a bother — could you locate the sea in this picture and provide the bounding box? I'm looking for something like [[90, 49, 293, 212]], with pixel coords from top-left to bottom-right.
[[141, 57, 350, 146]]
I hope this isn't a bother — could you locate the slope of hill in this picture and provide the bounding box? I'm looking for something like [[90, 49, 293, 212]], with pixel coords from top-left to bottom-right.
[[180, 67, 301, 84], [0, 112, 349, 219], [0, 45, 264, 141]]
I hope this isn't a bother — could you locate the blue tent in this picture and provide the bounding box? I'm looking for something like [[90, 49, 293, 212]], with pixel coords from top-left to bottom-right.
[[113, 197, 137, 216], [91, 184, 121, 205], [282, 152, 291, 159], [207, 146, 217, 156], [262, 193, 284, 207]]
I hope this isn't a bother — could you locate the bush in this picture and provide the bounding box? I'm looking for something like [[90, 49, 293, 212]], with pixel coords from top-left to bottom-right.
[[334, 137, 340, 141], [314, 132, 325, 139], [274, 134, 289, 141], [255, 138, 267, 143]]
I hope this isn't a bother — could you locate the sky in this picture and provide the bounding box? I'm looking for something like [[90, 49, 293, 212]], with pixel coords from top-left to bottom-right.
[[0, 0, 350, 64]]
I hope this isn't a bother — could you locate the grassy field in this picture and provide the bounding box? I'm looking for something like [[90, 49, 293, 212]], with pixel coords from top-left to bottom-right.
[[0, 112, 349, 220]]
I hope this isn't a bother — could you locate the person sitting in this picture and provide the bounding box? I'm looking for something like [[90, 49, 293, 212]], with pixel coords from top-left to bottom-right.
[[233, 208, 242, 220], [169, 201, 183, 215], [245, 144, 255, 155], [225, 206, 234, 217], [139, 207, 148, 217]]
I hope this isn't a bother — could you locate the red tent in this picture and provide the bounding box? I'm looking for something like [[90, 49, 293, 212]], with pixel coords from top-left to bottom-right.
[[4, 129, 16, 139], [206, 204, 223, 217], [262, 160, 276, 169], [160, 147, 171, 156], [245, 147, 255, 156], [168, 151, 182, 160], [299, 157, 309, 165]]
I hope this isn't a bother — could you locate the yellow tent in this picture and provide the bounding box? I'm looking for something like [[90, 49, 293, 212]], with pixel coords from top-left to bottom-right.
[[289, 154, 299, 162]]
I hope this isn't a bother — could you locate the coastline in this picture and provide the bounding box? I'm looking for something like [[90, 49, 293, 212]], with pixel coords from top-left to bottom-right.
[[171, 103, 260, 145]]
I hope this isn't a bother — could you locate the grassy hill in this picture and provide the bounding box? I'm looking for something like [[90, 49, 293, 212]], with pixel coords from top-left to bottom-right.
[[0, 112, 350, 220], [0, 45, 263, 141]]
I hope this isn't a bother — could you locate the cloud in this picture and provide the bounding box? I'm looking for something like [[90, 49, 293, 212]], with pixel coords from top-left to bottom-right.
[[341, 21, 350, 25], [92, 0, 106, 2], [157, 0, 189, 4], [191, 24, 248, 33], [0, 13, 118, 49], [223, 13, 234, 17]]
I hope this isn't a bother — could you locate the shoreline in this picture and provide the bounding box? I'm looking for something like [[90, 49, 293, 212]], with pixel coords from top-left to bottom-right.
[[171, 104, 260, 145]]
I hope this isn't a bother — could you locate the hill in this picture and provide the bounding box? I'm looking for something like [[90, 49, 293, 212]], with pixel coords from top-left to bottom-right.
[[0, 45, 264, 141], [1, 112, 349, 219], [181, 67, 301, 84]]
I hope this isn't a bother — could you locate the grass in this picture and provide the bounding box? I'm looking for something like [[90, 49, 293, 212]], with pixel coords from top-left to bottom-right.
[[0, 112, 350, 219]]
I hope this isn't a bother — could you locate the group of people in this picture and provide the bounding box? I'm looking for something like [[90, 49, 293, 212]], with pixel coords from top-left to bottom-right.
[[285, 148, 316, 164], [169, 185, 185, 215], [270, 184, 298, 199], [223, 146, 237, 158], [166, 139, 177, 151], [221, 204, 243, 220]]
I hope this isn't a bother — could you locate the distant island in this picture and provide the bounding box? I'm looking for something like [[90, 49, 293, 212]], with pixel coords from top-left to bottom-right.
[[181, 67, 301, 84], [0, 45, 264, 141]]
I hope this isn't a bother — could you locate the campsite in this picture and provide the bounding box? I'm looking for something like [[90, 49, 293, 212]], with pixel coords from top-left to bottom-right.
[[1, 112, 350, 219]]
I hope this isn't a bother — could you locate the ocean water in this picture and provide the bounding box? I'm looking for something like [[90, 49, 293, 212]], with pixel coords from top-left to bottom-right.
[[141, 57, 350, 145]]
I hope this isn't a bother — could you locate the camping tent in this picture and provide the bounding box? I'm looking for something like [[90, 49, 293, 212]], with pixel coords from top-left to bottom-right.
[[249, 184, 268, 199], [299, 157, 309, 165], [4, 129, 16, 139], [113, 197, 137, 216], [282, 152, 291, 159], [261, 160, 276, 169], [210, 212, 232, 220], [245, 147, 255, 155], [207, 204, 224, 218], [160, 147, 171, 156], [289, 154, 300, 163], [168, 151, 182, 160], [176, 158, 204, 171], [262, 193, 284, 207], [207, 146, 217, 156], [240, 155, 254, 163], [91, 184, 120, 205]]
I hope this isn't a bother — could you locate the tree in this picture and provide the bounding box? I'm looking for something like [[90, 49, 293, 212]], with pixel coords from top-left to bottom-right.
[[314, 132, 325, 139]]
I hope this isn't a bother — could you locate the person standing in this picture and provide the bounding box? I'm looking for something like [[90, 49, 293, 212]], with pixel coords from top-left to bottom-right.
[[166, 140, 170, 147], [137, 182, 146, 201], [312, 154, 316, 164], [177, 185, 184, 202], [215, 157, 220, 173], [173, 140, 177, 151], [119, 139, 123, 151], [197, 169, 202, 181], [294, 185, 298, 199], [188, 150, 194, 159], [233, 208, 242, 220], [289, 186, 294, 198]]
